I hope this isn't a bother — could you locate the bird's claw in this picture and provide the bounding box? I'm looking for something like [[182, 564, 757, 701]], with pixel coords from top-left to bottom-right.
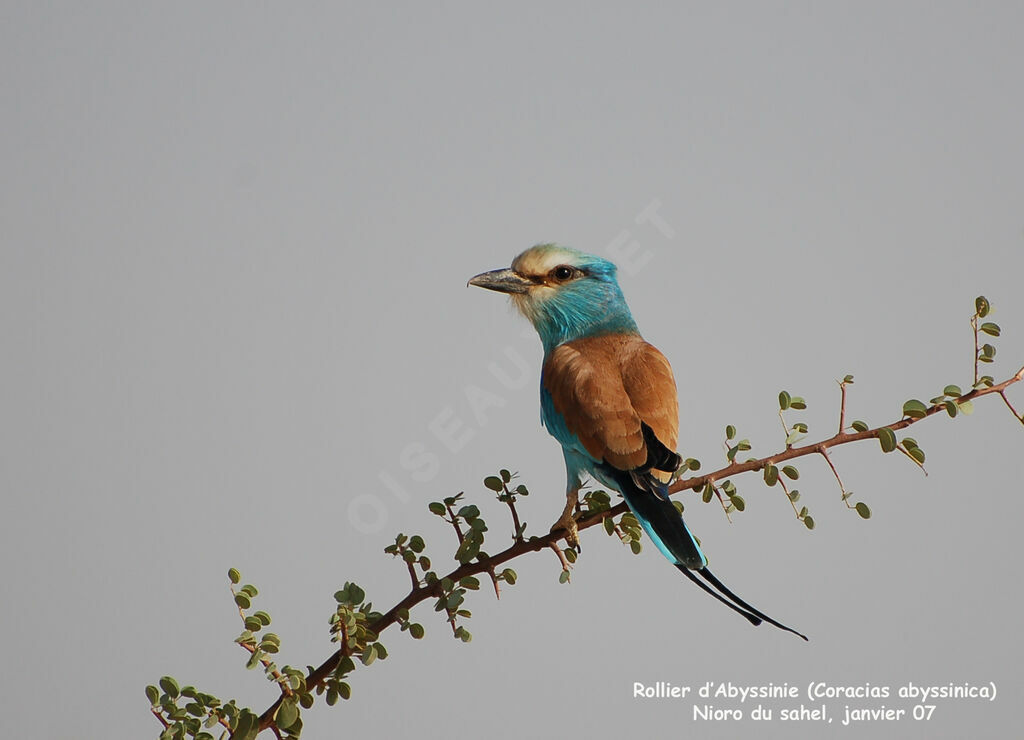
[[551, 514, 581, 553]]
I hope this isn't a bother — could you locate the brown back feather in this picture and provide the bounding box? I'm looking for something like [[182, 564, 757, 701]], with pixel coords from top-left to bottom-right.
[[543, 334, 679, 474]]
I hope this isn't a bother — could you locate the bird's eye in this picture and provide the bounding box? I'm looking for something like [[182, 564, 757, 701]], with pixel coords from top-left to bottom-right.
[[552, 265, 575, 281]]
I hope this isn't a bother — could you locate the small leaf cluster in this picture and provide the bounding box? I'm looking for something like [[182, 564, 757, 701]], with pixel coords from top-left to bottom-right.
[[146, 675, 249, 740], [483, 469, 529, 501], [724, 424, 752, 463], [228, 569, 310, 738], [384, 532, 432, 586], [325, 582, 386, 705], [903, 384, 975, 421], [429, 493, 489, 564], [975, 296, 1001, 367], [484, 468, 529, 540], [762, 462, 799, 488], [582, 490, 644, 556], [778, 392, 809, 446], [432, 575, 478, 641]]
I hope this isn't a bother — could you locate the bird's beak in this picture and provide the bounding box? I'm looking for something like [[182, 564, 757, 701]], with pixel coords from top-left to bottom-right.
[[467, 268, 533, 294]]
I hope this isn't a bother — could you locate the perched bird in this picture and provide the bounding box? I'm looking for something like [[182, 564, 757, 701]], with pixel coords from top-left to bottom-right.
[[469, 244, 807, 639]]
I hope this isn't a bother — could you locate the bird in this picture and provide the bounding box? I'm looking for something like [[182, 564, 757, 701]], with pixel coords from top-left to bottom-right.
[[469, 243, 807, 639]]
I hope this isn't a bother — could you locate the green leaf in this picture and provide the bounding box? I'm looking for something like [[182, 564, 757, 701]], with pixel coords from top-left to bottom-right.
[[731, 495, 746, 512], [409, 535, 425, 553], [975, 295, 990, 317], [483, 476, 504, 492], [843, 374, 854, 384], [789, 397, 807, 410], [454, 538, 479, 564], [782, 465, 799, 480], [878, 427, 897, 453], [603, 516, 615, 536], [160, 676, 180, 699], [944, 400, 958, 418], [348, 584, 366, 604], [558, 569, 570, 584], [763, 465, 778, 486], [908, 447, 925, 464], [629, 539, 642, 554], [788, 490, 800, 502], [803, 516, 815, 530], [564, 547, 577, 563], [457, 504, 480, 519], [855, 502, 871, 519], [980, 322, 1000, 337], [227, 568, 241, 584], [338, 682, 352, 700], [326, 688, 339, 706], [360, 644, 377, 666], [244, 616, 262, 632], [146, 685, 160, 706], [459, 576, 481, 590], [500, 469, 512, 483], [958, 399, 975, 415], [779, 390, 791, 410], [725, 425, 736, 440], [902, 399, 928, 419], [851, 420, 869, 432], [501, 568, 517, 585], [428, 501, 446, 516], [943, 384, 962, 398], [410, 623, 425, 639], [702, 483, 714, 503], [240, 584, 258, 598], [276, 700, 299, 730]]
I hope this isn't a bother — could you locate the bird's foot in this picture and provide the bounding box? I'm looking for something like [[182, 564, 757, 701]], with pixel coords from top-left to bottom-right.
[[550, 513, 581, 553]]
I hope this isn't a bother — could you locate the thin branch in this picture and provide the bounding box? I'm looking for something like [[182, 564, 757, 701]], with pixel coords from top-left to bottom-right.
[[838, 380, 848, 434], [504, 495, 524, 543], [972, 314, 980, 386], [405, 558, 419, 590], [818, 448, 859, 507], [1000, 390, 1024, 423], [150, 707, 170, 729], [445, 504, 465, 544], [776, 475, 801, 520]]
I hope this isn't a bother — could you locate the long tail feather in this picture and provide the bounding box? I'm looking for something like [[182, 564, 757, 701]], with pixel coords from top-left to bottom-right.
[[600, 458, 808, 640], [698, 567, 809, 641], [675, 564, 762, 627]]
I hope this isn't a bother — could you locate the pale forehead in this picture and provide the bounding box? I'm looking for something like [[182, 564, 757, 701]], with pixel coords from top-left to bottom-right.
[[511, 245, 581, 276]]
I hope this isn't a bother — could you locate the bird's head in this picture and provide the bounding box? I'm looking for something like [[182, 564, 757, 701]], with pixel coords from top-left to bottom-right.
[[469, 244, 638, 350]]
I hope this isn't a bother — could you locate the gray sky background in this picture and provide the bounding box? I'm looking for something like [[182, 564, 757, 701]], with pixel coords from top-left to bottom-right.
[[2, 3, 1023, 739]]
